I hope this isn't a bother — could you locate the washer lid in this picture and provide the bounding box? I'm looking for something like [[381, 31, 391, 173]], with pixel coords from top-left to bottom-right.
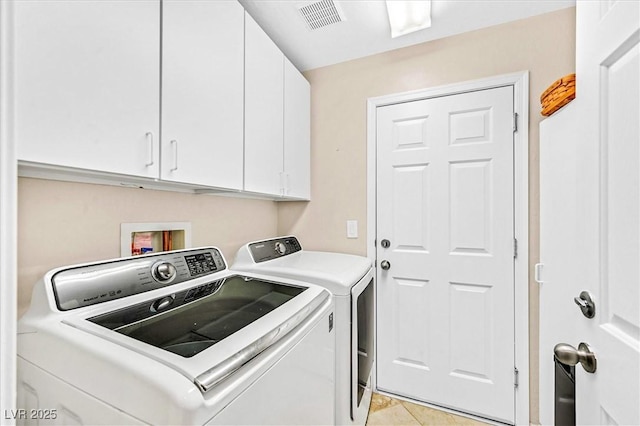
[[87, 275, 307, 359], [234, 251, 372, 296]]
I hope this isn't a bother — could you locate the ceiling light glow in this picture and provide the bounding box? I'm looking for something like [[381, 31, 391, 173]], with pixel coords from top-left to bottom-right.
[[385, 0, 432, 38]]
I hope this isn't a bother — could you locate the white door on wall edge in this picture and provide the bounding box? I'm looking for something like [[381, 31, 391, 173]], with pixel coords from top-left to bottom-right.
[[376, 86, 515, 424], [539, 1, 640, 425]]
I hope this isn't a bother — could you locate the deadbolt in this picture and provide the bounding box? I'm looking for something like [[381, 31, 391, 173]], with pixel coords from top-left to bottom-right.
[[574, 291, 596, 318], [554, 342, 597, 373], [380, 260, 391, 270], [381, 239, 390, 248]]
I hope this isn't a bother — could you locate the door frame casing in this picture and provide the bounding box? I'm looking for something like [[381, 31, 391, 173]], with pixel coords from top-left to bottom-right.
[[0, 0, 18, 419], [366, 71, 529, 425]]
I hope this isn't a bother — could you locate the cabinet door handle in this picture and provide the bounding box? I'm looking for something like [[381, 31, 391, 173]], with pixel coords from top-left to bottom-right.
[[279, 171, 285, 196], [145, 132, 154, 167], [170, 140, 178, 171], [286, 173, 290, 195]]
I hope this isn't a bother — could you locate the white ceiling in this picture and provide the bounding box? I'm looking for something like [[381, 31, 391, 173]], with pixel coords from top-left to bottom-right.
[[238, 0, 576, 71]]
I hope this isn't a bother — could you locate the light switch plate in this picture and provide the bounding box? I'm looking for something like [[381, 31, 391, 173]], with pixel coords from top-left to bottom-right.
[[347, 220, 358, 239]]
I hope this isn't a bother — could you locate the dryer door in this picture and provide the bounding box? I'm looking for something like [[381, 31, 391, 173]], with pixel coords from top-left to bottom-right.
[[351, 271, 375, 420]]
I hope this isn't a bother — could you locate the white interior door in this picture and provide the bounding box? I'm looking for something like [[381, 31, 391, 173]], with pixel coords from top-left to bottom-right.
[[376, 86, 515, 424], [575, 4, 640, 422], [540, 1, 639, 424]]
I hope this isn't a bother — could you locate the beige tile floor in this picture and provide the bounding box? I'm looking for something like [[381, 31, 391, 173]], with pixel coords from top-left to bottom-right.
[[366, 393, 490, 426]]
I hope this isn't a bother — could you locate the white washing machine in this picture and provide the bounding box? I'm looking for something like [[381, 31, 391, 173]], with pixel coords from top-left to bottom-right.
[[17, 247, 335, 425], [233, 236, 374, 426]]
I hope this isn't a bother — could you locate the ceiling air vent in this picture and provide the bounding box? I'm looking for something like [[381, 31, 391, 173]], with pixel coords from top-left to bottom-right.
[[298, 0, 346, 30]]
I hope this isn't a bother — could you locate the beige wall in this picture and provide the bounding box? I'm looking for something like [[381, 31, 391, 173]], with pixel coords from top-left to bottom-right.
[[17, 178, 278, 316], [278, 8, 576, 424]]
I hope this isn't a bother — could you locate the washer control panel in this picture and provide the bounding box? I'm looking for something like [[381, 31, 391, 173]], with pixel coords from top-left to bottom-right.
[[249, 237, 302, 263], [52, 248, 226, 311], [185, 252, 218, 276]]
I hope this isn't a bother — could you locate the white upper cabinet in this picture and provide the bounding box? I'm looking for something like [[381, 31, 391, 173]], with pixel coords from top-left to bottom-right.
[[161, 1, 244, 189], [283, 58, 311, 200], [14, 1, 310, 200], [244, 12, 284, 197], [15, 0, 161, 178], [245, 13, 311, 200]]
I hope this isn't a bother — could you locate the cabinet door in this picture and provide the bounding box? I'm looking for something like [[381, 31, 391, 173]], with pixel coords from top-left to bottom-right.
[[161, 1, 244, 189], [283, 59, 311, 200], [244, 12, 284, 196], [15, 0, 160, 178]]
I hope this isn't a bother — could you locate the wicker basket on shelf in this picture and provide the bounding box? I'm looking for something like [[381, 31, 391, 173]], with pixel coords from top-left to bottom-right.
[[540, 73, 576, 116]]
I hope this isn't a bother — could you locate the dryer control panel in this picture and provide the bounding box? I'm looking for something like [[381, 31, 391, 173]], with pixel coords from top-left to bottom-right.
[[249, 237, 302, 263], [51, 248, 226, 311]]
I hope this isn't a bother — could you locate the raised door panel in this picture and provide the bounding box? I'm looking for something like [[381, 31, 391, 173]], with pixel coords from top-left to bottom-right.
[[161, 0, 244, 189], [390, 278, 432, 370], [244, 12, 284, 196], [449, 160, 493, 255], [392, 164, 430, 252], [15, 0, 160, 178], [283, 58, 310, 200]]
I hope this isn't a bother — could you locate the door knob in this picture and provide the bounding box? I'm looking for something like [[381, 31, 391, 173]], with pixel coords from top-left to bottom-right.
[[574, 291, 596, 318], [554, 342, 597, 373], [380, 260, 391, 270]]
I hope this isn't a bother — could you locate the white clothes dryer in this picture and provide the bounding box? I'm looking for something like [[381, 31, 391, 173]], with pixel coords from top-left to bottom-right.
[[233, 236, 374, 426]]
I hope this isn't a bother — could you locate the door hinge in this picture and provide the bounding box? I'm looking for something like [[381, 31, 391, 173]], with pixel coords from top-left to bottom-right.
[[513, 112, 518, 133], [514, 367, 519, 389], [514, 238, 518, 259]]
